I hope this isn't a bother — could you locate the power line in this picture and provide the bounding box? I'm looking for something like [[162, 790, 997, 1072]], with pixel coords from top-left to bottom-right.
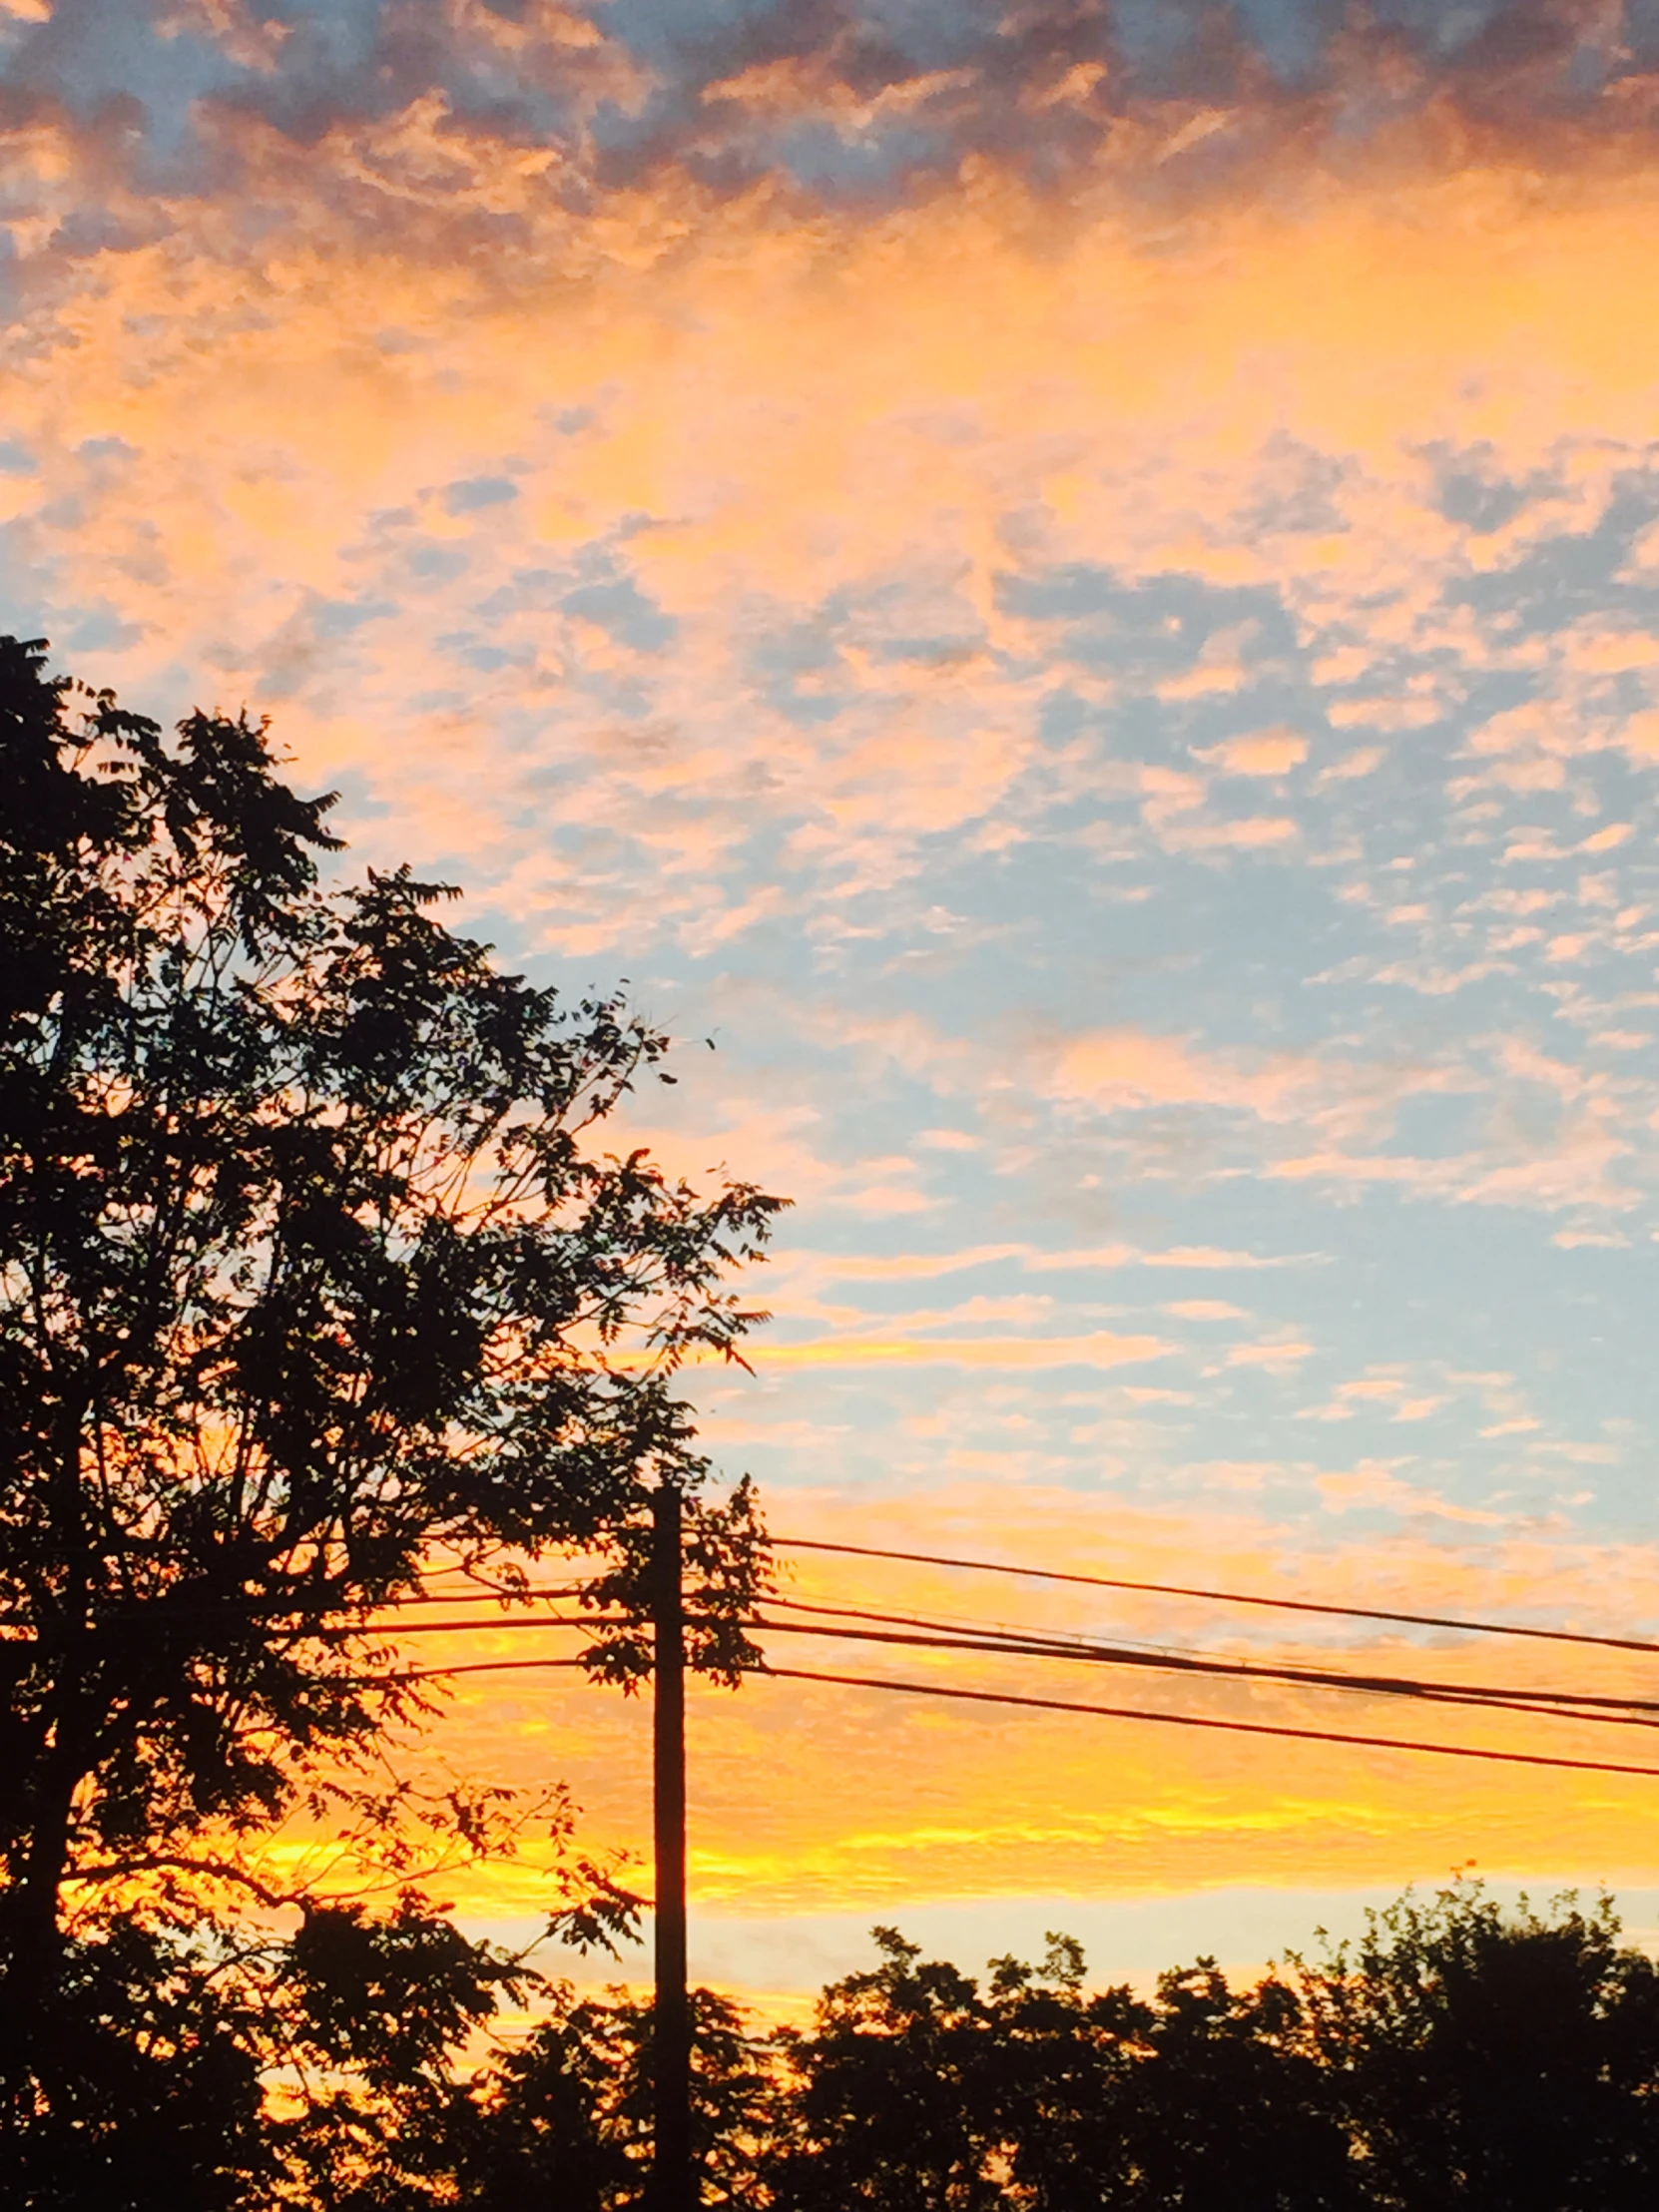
[[774, 1538, 1659, 1657], [764, 1665, 1659, 1781], [757, 1596, 1659, 1715], [741, 1617, 1659, 1732], [361, 1596, 1659, 1724], [406, 1649, 1659, 1776], [44, 1542, 1659, 1775], [391, 1656, 587, 1685], [360, 1613, 620, 1635], [0, 1583, 588, 1632], [371, 1608, 1659, 1738], [22, 1538, 1658, 1665]]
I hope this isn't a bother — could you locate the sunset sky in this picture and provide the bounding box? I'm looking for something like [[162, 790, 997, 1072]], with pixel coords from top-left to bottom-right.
[[13, 0, 1659, 2005]]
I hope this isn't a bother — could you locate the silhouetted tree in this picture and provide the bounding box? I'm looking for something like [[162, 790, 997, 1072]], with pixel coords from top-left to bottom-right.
[[452, 1980, 776, 2210], [764, 1927, 1355, 2212], [0, 1909, 272, 2209], [425, 1885, 1659, 2211], [1112, 1961, 1357, 2211], [769, 1928, 1002, 2210], [979, 1940, 1356, 2211], [1292, 1880, 1659, 2212], [0, 635, 784, 2201]]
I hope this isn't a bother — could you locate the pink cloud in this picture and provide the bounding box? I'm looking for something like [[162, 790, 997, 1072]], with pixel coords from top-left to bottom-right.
[[1197, 728, 1308, 776]]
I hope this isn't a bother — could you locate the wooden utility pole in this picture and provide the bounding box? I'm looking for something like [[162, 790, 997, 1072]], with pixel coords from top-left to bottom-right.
[[652, 1481, 693, 2211]]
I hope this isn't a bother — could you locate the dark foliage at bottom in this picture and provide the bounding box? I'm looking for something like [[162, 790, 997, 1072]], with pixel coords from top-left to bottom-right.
[[7, 1880, 1659, 2210]]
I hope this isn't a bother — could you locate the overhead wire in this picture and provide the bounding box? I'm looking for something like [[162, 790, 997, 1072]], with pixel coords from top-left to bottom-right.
[[22, 1577, 1659, 1745], [739, 1618, 1659, 1732], [375, 1647, 1659, 1780], [22, 1534, 1659, 1781], [24, 1536, 1650, 1659], [0, 1583, 588, 1631], [357, 1601, 1659, 1737], [773, 1537, 1659, 1657], [763, 1665, 1659, 1781], [752, 1595, 1659, 1716]]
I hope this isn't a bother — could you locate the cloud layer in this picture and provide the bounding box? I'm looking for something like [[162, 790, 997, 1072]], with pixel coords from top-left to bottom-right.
[[7, 0, 1659, 236]]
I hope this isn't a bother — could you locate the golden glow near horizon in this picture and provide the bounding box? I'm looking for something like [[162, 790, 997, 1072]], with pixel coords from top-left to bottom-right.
[[14, 0, 1659, 1985], [355, 1489, 1659, 1940]]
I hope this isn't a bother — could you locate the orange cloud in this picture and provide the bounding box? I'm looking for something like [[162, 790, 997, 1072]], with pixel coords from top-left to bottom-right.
[[11, 142, 1659, 938], [1197, 728, 1309, 776], [1049, 1029, 1316, 1122]]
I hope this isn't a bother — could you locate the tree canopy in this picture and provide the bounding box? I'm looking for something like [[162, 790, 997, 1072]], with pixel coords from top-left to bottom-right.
[[384, 1878, 1659, 2212], [0, 635, 784, 2196]]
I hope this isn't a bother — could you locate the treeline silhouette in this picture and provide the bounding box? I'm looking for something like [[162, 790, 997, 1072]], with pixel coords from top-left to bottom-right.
[[30, 1878, 1650, 2209], [444, 1881, 1659, 2212]]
